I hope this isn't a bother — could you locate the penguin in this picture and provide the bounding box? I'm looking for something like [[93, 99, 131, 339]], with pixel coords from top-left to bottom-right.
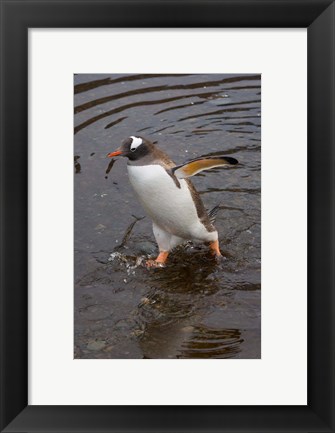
[[107, 136, 238, 268]]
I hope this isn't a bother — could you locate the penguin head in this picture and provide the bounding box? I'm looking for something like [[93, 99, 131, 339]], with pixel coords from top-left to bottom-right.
[[107, 136, 153, 161]]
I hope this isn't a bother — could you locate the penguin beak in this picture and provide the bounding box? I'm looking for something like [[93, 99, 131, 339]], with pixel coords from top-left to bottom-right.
[[107, 148, 122, 158]]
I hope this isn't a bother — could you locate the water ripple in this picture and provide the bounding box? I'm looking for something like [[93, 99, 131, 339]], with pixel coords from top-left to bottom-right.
[[74, 73, 261, 359]]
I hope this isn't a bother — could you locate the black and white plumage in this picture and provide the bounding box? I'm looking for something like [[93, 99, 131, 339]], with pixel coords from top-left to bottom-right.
[[108, 136, 238, 267]]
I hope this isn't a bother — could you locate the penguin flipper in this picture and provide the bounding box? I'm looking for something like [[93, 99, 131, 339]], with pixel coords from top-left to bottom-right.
[[171, 156, 238, 179]]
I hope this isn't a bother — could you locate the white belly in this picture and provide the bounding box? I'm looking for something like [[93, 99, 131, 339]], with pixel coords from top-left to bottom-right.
[[127, 164, 214, 241]]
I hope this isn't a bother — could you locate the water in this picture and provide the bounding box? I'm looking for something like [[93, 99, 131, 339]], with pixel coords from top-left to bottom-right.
[[74, 73, 261, 359]]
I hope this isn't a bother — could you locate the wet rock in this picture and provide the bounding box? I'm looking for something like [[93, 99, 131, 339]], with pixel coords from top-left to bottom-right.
[[79, 304, 113, 321], [87, 340, 106, 351], [137, 241, 156, 255], [93, 252, 110, 264], [74, 73, 261, 360], [104, 345, 115, 352], [94, 223, 106, 231]]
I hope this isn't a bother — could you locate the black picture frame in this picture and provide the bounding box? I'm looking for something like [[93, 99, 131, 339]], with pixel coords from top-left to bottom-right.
[[1, 1, 334, 432]]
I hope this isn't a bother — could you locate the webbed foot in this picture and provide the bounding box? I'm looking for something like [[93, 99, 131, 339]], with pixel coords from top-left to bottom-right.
[[145, 251, 169, 269]]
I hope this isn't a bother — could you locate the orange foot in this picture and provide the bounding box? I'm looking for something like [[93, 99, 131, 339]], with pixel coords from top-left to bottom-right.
[[209, 239, 222, 257], [146, 251, 169, 269]]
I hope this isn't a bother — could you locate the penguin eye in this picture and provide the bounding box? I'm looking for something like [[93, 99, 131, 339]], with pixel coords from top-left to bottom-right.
[[130, 147, 136, 152]]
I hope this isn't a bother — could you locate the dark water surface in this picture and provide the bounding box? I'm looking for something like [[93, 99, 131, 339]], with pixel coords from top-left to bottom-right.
[[74, 73, 261, 359]]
